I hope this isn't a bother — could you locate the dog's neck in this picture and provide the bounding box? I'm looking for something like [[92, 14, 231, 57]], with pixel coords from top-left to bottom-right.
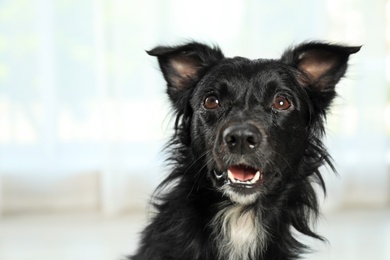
[[211, 202, 267, 260]]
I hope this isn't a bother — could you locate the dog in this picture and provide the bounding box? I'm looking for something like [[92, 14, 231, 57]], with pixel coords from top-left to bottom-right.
[[130, 41, 360, 260]]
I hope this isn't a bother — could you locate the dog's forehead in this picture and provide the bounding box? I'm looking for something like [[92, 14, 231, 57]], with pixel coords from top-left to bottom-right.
[[209, 57, 291, 80], [200, 57, 294, 91]]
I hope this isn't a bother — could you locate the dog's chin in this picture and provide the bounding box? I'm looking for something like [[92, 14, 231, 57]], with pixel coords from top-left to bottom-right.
[[220, 187, 261, 205], [213, 164, 265, 205]]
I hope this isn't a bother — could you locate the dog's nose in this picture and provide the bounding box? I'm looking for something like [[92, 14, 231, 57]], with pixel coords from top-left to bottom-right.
[[222, 123, 261, 154]]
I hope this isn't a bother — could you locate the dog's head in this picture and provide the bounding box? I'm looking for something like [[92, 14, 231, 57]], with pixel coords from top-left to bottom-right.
[[148, 42, 360, 205]]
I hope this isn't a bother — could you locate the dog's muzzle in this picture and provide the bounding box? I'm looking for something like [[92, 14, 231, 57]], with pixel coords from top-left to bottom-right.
[[211, 122, 268, 204]]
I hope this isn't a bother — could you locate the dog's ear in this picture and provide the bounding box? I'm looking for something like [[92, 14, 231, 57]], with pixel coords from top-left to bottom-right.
[[281, 42, 360, 108], [147, 42, 224, 107]]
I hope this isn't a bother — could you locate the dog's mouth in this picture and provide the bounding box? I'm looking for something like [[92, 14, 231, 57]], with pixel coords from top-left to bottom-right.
[[214, 164, 265, 188]]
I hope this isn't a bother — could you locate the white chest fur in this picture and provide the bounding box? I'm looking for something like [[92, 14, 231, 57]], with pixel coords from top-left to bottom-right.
[[211, 203, 267, 260]]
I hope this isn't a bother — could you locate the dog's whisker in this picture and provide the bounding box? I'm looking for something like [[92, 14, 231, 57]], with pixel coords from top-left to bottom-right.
[[186, 154, 213, 199], [181, 150, 210, 177]]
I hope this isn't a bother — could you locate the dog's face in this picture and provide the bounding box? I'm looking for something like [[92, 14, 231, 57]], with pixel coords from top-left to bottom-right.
[[190, 60, 311, 204], [148, 42, 360, 205]]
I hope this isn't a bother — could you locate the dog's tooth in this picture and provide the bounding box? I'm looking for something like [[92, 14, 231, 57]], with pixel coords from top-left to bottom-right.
[[250, 171, 260, 183], [227, 170, 236, 183]]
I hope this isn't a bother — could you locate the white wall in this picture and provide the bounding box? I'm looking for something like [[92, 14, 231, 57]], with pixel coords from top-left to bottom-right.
[[0, 0, 388, 215]]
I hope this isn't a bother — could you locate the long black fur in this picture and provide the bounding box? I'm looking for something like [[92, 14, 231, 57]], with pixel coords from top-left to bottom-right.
[[130, 41, 360, 260]]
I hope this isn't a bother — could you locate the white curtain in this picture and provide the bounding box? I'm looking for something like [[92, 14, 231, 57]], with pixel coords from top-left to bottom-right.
[[0, 0, 388, 214]]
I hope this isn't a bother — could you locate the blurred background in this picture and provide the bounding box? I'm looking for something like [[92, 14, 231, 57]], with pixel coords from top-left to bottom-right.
[[0, 0, 389, 259]]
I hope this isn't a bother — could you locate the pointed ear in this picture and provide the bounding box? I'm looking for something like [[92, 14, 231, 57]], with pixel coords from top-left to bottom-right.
[[281, 42, 360, 111], [282, 42, 361, 89], [147, 42, 224, 107]]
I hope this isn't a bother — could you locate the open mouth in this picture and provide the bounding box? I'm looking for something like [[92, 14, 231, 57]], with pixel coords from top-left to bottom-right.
[[214, 164, 265, 188]]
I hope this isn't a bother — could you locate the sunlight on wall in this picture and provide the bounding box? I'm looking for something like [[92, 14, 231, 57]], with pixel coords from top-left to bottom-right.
[[0, 100, 39, 145], [57, 99, 169, 143]]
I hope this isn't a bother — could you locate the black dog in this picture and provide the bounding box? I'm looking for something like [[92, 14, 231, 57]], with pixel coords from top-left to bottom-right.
[[131, 41, 360, 260]]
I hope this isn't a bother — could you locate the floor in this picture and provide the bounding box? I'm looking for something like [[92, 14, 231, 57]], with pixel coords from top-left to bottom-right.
[[0, 209, 389, 260]]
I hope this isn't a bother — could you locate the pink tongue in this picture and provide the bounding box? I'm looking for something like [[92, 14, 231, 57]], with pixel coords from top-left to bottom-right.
[[228, 165, 257, 181]]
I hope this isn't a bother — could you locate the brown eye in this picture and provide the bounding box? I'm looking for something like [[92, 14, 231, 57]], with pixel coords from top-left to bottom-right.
[[204, 95, 220, 109], [273, 96, 291, 110]]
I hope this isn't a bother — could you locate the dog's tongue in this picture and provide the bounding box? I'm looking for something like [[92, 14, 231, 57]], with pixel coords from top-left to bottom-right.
[[228, 165, 257, 181]]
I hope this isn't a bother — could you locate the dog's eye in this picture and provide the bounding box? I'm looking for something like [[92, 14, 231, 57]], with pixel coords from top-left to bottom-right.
[[204, 95, 220, 109], [273, 96, 291, 110]]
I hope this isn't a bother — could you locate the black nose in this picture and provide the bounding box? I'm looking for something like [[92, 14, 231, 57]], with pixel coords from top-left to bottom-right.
[[222, 123, 261, 154]]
